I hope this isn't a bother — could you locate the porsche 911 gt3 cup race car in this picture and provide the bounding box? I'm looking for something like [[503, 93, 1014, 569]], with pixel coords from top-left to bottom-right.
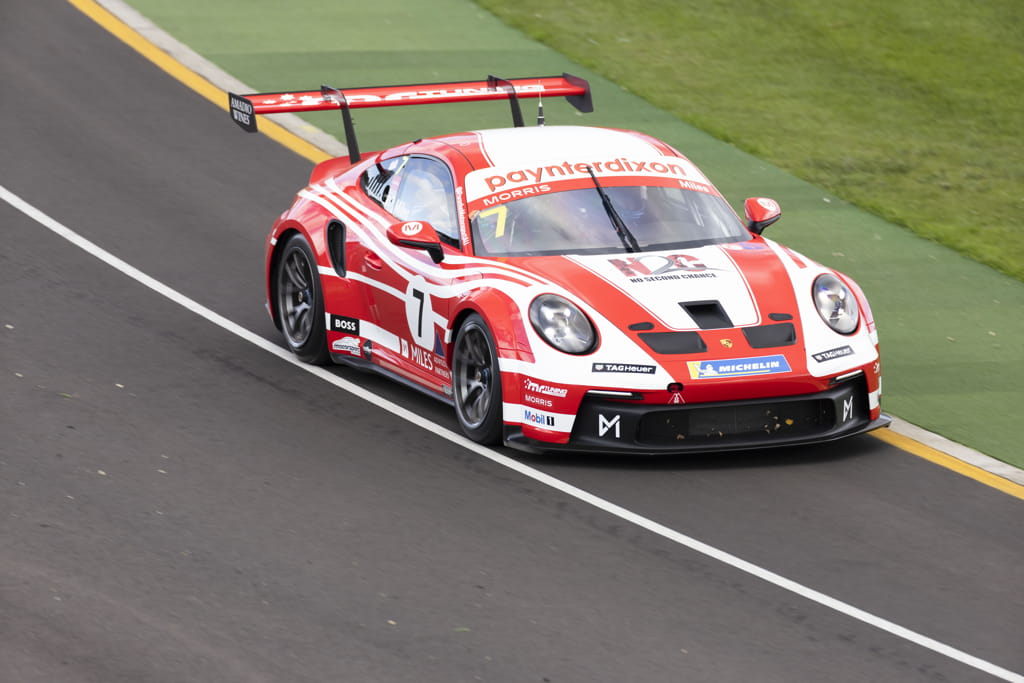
[[229, 74, 890, 454]]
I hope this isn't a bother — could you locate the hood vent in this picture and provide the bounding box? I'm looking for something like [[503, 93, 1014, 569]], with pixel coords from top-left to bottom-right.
[[743, 322, 797, 348], [681, 301, 733, 329]]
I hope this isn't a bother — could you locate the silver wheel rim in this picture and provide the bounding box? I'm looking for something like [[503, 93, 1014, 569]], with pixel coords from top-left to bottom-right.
[[454, 325, 494, 429], [279, 248, 316, 347]]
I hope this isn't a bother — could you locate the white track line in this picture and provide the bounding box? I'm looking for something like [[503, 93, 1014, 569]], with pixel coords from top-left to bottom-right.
[[3, 183, 1020, 681]]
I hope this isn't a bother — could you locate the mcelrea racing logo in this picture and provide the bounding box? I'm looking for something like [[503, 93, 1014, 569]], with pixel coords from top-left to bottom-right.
[[523, 379, 568, 397]]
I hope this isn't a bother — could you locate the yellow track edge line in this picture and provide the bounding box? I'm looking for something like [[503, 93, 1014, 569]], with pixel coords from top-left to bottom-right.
[[872, 429, 1023, 500], [68, 0, 330, 164], [69, 0, 1023, 502]]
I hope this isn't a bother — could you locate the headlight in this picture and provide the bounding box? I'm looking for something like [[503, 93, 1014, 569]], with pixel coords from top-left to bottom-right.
[[813, 273, 859, 334], [529, 294, 597, 354]]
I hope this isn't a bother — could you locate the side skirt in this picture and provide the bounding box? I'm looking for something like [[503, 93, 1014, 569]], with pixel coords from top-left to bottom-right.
[[329, 352, 455, 407]]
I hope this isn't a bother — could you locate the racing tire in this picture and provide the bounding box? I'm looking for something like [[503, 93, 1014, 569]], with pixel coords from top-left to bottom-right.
[[275, 233, 330, 365], [452, 313, 503, 445]]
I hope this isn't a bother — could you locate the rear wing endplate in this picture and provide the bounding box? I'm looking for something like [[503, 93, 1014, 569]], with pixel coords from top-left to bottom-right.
[[228, 73, 592, 164]]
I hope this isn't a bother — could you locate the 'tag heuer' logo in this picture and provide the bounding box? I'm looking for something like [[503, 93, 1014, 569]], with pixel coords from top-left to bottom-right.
[[592, 363, 657, 374], [812, 345, 854, 363]]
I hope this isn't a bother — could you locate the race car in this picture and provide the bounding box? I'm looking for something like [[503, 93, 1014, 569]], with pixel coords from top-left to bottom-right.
[[229, 74, 890, 454]]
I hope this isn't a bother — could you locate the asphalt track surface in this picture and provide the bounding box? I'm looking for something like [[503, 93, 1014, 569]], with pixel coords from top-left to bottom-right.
[[1, 3, 1022, 682]]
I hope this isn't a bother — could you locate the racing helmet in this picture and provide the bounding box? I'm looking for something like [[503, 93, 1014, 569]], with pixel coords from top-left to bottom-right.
[[612, 185, 648, 222], [398, 170, 454, 234]]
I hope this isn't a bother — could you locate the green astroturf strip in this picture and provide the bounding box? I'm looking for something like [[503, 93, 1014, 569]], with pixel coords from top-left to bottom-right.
[[122, 0, 1023, 468], [473, 0, 1024, 282]]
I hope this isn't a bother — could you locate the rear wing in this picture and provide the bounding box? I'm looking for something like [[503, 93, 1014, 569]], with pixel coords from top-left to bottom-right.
[[228, 73, 592, 164]]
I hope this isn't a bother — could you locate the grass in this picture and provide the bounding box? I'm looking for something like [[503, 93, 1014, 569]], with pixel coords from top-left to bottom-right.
[[472, 0, 1024, 280]]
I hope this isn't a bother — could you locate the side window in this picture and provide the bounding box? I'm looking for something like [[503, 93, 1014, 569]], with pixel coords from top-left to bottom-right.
[[360, 156, 405, 206], [386, 157, 460, 247]]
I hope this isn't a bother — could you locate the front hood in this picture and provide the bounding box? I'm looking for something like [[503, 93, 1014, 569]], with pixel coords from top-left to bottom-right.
[[488, 238, 878, 399], [510, 240, 797, 330]]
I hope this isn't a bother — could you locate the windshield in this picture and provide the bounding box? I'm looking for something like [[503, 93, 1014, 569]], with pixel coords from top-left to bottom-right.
[[470, 184, 749, 257]]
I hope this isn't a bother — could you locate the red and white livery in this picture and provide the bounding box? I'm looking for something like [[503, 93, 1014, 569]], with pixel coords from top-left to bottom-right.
[[230, 74, 890, 453]]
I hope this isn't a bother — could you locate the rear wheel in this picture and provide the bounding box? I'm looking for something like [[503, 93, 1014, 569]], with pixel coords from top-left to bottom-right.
[[452, 314, 503, 445], [276, 234, 329, 364]]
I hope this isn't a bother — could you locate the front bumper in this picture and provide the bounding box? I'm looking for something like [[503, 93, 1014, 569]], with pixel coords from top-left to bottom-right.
[[505, 376, 890, 455]]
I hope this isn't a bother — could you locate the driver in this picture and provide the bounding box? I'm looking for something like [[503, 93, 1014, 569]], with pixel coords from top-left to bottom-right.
[[394, 167, 456, 239], [610, 185, 648, 224]]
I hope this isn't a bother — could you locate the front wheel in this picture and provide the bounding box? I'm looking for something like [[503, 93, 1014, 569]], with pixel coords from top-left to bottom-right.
[[275, 234, 329, 364], [452, 314, 503, 445]]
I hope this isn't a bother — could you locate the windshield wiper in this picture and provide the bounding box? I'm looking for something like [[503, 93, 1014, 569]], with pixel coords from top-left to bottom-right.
[[585, 166, 640, 253]]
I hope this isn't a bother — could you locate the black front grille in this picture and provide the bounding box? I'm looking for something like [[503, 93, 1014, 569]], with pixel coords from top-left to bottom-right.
[[562, 377, 872, 453], [638, 397, 832, 444]]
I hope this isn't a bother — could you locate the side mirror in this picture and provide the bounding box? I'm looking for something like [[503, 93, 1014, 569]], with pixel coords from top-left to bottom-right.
[[744, 197, 782, 235], [386, 220, 445, 263]]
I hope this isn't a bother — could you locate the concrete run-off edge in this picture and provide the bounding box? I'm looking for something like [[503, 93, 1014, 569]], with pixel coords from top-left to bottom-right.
[[95, 0, 348, 158], [98, 0, 1023, 488]]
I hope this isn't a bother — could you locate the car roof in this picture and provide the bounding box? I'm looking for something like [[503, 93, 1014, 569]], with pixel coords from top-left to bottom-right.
[[418, 125, 679, 172]]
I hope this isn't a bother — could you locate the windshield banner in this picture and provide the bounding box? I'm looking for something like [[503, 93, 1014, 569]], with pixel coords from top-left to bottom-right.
[[465, 156, 714, 205]]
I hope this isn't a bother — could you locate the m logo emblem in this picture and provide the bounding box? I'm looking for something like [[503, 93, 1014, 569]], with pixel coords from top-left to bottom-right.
[[842, 397, 854, 422], [599, 414, 621, 438]]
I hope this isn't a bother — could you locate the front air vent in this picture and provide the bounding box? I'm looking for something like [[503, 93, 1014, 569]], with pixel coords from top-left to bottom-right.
[[681, 301, 733, 329], [639, 331, 708, 354], [742, 322, 797, 348]]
